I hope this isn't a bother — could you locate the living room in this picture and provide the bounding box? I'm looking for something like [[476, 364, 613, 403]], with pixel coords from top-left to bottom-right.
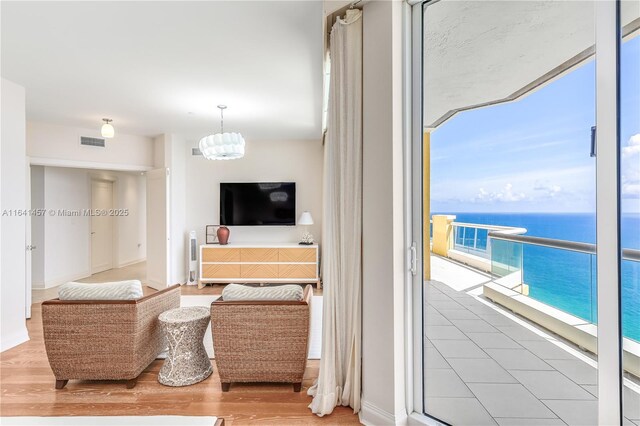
[[1, 1, 409, 425], [5, 1, 636, 425]]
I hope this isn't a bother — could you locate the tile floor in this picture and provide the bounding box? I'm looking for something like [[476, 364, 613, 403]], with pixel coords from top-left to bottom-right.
[[424, 261, 640, 426]]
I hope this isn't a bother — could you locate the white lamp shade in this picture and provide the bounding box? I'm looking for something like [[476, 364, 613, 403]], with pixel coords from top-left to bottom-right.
[[298, 211, 314, 225], [101, 122, 115, 138], [199, 132, 245, 160]]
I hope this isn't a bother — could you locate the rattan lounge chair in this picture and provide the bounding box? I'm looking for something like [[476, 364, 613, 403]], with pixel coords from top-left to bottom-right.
[[42, 284, 181, 389], [210, 284, 312, 392]]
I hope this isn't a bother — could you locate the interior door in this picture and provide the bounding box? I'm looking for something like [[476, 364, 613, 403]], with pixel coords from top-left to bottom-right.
[[146, 168, 171, 290], [91, 180, 114, 274]]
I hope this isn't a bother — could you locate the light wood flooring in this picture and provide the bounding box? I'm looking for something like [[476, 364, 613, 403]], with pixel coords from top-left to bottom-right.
[[3, 264, 355, 424]]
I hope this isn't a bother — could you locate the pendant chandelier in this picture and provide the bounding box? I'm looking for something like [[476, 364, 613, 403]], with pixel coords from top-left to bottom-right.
[[199, 105, 245, 160]]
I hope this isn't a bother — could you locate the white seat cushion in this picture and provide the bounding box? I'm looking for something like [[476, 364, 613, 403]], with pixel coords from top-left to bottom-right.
[[222, 283, 304, 301], [58, 280, 144, 301]]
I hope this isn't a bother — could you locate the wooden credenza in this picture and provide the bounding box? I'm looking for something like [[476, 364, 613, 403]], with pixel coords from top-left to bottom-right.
[[198, 243, 320, 289]]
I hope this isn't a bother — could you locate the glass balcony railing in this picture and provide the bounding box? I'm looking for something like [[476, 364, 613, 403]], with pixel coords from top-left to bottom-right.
[[453, 223, 490, 258], [451, 222, 526, 260], [489, 231, 640, 342], [431, 216, 639, 341]]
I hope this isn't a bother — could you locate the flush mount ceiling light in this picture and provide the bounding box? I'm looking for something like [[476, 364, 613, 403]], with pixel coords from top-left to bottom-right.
[[199, 105, 245, 160], [101, 118, 114, 138]]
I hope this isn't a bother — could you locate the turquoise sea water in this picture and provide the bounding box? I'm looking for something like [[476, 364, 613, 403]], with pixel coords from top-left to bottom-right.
[[439, 212, 640, 342]]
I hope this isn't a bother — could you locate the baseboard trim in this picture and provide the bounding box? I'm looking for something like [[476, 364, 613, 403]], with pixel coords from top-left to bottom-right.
[[117, 258, 146, 268], [31, 280, 45, 289], [360, 399, 407, 426], [1, 328, 30, 352], [43, 271, 91, 289]]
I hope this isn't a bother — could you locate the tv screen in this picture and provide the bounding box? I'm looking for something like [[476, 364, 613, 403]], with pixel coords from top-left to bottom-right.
[[220, 182, 296, 226]]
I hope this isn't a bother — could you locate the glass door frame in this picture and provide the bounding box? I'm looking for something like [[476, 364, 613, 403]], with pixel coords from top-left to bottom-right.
[[405, 0, 624, 424]]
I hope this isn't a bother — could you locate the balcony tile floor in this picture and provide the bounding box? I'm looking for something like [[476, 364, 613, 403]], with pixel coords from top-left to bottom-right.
[[424, 256, 640, 426]]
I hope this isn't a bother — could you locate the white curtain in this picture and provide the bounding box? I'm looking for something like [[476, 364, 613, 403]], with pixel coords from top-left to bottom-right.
[[308, 9, 363, 417]]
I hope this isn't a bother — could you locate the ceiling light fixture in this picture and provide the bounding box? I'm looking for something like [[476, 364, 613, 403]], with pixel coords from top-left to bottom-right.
[[101, 118, 115, 138], [199, 105, 245, 160]]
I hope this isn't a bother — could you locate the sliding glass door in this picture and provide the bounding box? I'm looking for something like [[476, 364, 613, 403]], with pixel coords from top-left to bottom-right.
[[620, 1, 640, 422], [410, 0, 638, 423]]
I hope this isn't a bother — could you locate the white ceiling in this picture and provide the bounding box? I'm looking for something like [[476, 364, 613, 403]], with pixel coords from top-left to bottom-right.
[[423, 0, 640, 129], [1, 1, 324, 141]]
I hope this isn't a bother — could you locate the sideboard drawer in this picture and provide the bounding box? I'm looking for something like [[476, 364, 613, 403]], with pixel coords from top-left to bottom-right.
[[240, 248, 279, 262], [202, 264, 241, 279], [241, 264, 279, 279], [279, 264, 317, 279], [202, 247, 240, 262], [278, 248, 317, 263]]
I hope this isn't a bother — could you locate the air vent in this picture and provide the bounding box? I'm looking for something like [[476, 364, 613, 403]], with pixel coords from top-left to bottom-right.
[[80, 136, 106, 147], [192, 147, 203, 156]]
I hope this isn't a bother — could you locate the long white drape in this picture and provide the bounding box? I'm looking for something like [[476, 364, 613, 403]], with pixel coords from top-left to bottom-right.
[[308, 9, 363, 417]]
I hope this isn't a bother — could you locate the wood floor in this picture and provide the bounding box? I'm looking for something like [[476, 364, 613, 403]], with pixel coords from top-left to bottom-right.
[[3, 265, 357, 424]]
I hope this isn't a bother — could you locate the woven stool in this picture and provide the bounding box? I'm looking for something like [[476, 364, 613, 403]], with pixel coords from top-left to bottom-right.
[[158, 306, 213, 386]]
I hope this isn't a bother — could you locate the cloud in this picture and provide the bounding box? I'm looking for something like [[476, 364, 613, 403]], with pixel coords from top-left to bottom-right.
[[622, 133, 640, 158], [622, 134, 640, 198], [622, 182, 640, 198], [533, 180, 563, 198], [474, 183, 526, 203]]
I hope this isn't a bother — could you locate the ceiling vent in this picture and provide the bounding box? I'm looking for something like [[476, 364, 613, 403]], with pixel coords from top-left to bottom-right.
[[192, 147, 203, 156], [80, 136, 106, 148]]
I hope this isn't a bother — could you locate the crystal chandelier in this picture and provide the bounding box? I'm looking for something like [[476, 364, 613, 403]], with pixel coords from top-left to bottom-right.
[[199, 105, 245, 160]]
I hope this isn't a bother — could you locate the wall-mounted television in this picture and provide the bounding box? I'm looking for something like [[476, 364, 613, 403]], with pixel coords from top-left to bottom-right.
[[220, 182, 296, 226]]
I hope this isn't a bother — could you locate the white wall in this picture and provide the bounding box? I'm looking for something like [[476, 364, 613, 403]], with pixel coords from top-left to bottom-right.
[[42, 167, 91, 287], [27, 122, 155, 171], [1, 78, 29, 352], [169, 135, 186, 284], [151, 134, 187, 285], [360, 1, 408, 424], [32, 166, 146, 288], [115, 172, 147, 267], [30, 166, 45, 287], [184, 139, 323, 248]]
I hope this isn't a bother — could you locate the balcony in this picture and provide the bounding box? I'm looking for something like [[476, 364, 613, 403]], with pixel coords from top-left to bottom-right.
[[425, 215, 640, 425]]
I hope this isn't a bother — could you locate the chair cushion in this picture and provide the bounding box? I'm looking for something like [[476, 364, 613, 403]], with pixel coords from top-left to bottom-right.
[[222, 283, 304, 301], [58, 280, 144, 300]]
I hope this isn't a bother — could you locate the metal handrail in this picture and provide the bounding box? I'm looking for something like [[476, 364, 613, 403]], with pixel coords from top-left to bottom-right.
[[488, 231, 640, 262], [452, 221, 526, 234]]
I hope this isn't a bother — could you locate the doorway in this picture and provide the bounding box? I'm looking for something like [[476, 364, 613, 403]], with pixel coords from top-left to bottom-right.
[[91, 179, 114, 274]]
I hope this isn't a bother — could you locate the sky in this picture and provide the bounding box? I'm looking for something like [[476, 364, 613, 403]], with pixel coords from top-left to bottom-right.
[[430, 36, 640, 214]]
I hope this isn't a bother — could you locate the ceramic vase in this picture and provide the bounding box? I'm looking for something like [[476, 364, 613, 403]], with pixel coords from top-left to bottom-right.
[[217, 226, 230, 245]]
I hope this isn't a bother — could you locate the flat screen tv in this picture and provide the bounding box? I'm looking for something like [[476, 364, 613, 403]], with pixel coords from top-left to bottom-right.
[[220, 182, 296, 226]]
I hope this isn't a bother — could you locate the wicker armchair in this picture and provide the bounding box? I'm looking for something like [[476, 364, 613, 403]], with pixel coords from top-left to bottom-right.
[[42, 284, 181, 389], [211, 284, 312, 392]]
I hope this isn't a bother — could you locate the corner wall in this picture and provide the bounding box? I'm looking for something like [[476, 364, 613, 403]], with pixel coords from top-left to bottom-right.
[[31, 167, 147, 289], [1, 78, 29, 351]]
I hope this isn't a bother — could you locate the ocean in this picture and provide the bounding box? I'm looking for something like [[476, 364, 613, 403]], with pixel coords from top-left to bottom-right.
[[436, 212, 640, 342]]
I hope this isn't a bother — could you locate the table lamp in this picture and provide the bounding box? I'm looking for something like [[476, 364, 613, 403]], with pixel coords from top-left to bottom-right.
[[298, 211, 314, 245]]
